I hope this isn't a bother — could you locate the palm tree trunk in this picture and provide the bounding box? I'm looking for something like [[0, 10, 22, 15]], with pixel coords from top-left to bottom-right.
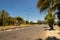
[[49, 23, 53, 30]]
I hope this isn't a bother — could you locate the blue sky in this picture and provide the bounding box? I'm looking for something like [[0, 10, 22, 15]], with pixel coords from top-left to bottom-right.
[[0, 0, 47, 22]]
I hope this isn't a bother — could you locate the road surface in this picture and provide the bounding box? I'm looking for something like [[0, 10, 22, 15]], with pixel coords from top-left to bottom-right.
[[0, 24, 54, 40]]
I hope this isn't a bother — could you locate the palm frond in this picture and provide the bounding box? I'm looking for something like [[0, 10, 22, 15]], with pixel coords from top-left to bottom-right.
[[37, 0, 51, 12]]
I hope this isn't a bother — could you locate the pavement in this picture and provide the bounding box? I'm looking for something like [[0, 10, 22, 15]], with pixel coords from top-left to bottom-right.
[[0, 24, 60, 40]]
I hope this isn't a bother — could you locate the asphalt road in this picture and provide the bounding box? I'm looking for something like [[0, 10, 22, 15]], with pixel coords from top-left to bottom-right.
[[0, 24, 48, 40]]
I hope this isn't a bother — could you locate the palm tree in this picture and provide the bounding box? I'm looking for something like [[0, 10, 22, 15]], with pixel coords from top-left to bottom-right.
[[37, 0, 58, 11], [45, 11, 55, 30], [37, 0, 60, 27]]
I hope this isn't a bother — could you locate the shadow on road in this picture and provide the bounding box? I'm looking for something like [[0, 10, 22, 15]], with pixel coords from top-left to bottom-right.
[[36, 36, 60, 40], [43, 27, 49, 28], [36, 38, 43, 40], [44, 29, 55, 31], [45, 36, 60, 40], [44, 26, 56, 31]]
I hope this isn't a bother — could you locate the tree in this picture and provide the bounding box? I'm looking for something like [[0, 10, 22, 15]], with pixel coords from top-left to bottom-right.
[[37, 0, 58, 12], [8, 17, 16, 25], [0, 10, 17, 26], [16, 16, 24, 25], [0, 10, 25, 26], [0, 10, 10, 26], [37, 0, 60, 26], [30, 21, 35, 24], [45, 11, 55, 30], [25, 21, 29, 24]]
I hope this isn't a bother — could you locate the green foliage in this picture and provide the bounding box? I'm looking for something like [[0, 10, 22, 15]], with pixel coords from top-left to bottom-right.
[[8, 17, 16, 25], [16, 16, 24, 25], [37, 0, 58, 26], [25, 21, 29, 24], [0, 10, 25, 26], [37, 0, 58, 12], [30, 21, 35, 24], [2, 21, 8, 26], [0, 10, 9, 26], [45, 12, 55, 24]]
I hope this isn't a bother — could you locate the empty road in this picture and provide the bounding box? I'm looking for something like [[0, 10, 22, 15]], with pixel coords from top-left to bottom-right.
[[0, 24, 49, 40]]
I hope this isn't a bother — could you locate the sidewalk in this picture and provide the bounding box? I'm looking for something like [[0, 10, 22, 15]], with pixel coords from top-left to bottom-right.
[[45, 25, 60, 40]]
